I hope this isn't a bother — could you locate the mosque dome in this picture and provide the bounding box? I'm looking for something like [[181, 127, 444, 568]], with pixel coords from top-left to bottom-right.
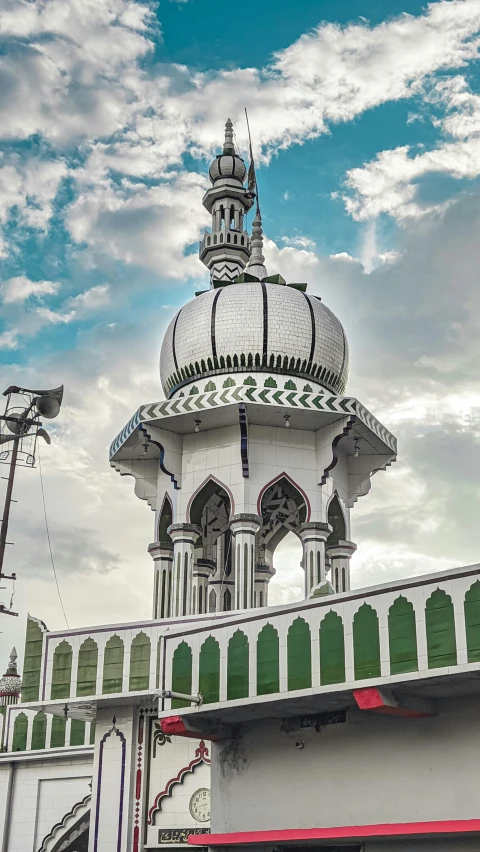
[[208, 117, 247, 185], [0, 648, 22, 700], [160, 282, 349, 398]]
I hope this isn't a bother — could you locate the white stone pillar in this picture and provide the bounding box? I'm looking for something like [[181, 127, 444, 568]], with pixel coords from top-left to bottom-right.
[[168, 524, 201, 617], [327, 540, 357, 593], [148, 542, 174, 619], [254, 563, 275, 608], [230, 514, 261, 611], [299, 522, 331, 597], [193, 558, 215, 614]]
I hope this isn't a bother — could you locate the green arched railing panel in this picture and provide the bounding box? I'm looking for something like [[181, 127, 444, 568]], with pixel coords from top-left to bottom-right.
[[257, 624, 280, 695], [199, 636, 220, 704], [50, 715, 66, 748], [51, 641, 73, 700], [353, 603, 381, 680], [12, 712, 28, 752], [22, 617, 43, 702], [31, 711, 47, 750], [129, 632, 151, 691], [320, 611, 345, 685], [70, 719, 86, 747], [227, 630, 249, 701], [388, 596, 418, 675], [77, 638, 98, 696], [426, 589, 457, 668], [465, 580, 480, 663], [171, 642, 193, 708], [102, 635, 124, 694], [287, 617, 311, 691]]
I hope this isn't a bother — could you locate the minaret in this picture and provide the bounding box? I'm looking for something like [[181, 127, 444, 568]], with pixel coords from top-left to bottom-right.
[[199, 119, 254, 284]]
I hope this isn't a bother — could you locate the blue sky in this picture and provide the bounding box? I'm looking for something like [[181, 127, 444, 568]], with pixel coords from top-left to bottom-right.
[[1, 0, 480, 655]]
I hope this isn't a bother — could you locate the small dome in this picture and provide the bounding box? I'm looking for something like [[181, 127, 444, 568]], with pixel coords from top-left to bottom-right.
[[160, 283, 349, 398], [209, 154, 247, 185], [0, 648, 22, 697]]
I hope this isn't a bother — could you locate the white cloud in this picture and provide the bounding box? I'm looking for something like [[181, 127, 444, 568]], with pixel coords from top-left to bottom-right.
[[281, 235, 316, 249], [1, 276, 59, 303], [0, 328, 19, 349]]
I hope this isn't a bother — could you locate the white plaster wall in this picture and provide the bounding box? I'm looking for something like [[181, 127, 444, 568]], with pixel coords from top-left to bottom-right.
[[178, 425, 242, 522], [0, 754, 92, 852], [211, 695, 480, 833]]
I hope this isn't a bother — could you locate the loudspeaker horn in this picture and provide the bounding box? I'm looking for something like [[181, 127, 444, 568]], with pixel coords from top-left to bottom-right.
[[34, 386, 64, 419]]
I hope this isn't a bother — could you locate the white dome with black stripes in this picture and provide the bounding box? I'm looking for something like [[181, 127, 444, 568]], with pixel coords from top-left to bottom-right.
[[160, 282, 349, 398]]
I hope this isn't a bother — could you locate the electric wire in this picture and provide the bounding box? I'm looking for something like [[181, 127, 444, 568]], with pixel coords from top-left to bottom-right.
[[37, 444, 69, 628]]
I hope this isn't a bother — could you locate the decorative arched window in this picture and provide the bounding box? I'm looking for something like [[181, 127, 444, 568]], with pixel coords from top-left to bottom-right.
[[102, 635, 124, 694], [213, 234, 217, 244], [425, 589, 456, 668], [199, 636, 220, 704], [233, 234, 238, 244], [199, 585, 203, 613], [70, 719, 86, 746], [171, 641, 193, 708], [230, 204, 235, 228], [22, 617, 43, 702], [388, 596, 418, 674], [77, 638, 98, 697], [51, 640, 73, 700], [209, 588, 216, 613], [227, 233, 231, 243], [227, 630, 249, 700], [31, 711, 47, 750], [50, 716, 66, 748], [320, 611, 345, 685], [353, 604, 381, 679], [465, 580, 480, 662], [257, 624, 279, 695], [224, 588, 232, 611], [287, 617, 311, 690], [12, 712, 28, 751], [129, 632, 151, 691]]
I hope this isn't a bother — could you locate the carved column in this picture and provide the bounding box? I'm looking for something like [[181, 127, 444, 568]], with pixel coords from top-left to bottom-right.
[[230, 514, 261, 611], [299, 522, 332, 598], [254, 563, 276, 608], [327, 540, 357, 593], [168, 524, 201, 617], [148, 542, 174, 619], [193, 558, 215, 614]]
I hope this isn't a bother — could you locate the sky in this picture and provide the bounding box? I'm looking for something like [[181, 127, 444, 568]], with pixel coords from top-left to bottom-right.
[[1, 0, 480, 661]]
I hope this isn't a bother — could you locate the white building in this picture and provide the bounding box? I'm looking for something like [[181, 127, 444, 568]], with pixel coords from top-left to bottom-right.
[[2, 118, 477, 852]]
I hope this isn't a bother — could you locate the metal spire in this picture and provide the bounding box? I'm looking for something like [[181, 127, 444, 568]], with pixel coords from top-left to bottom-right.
[[6, 647, 17, 675], [246, 201, 267, 280]]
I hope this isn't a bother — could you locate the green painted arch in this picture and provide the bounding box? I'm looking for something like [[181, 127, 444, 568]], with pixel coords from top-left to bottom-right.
[[287, 617, 312, 691], [77, 638, 98, 696], [22, 617, 44, 702], [320, 611, 345, 685], [50, 715, 66, 748], [171, 642, 193, 708], [425, 588, 457, 668], [31, 711, 47, 750], [102, 635, 124, 694], [353, 603, 381, 680], [12, 712, 28, 752], [51, 641, 73, 700], [388, 596, 418, 675], [257, 624, 280, 695], [199, 636, 220, 704], [70, 719, 86, 746], [227, 630, 249, 701], [465, 580, 480, 663], [129, 632, 151, 692]]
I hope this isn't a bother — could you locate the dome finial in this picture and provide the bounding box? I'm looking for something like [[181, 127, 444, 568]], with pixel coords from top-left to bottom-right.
[[7, 647, 18, 675], [223, 118, 235, 154]]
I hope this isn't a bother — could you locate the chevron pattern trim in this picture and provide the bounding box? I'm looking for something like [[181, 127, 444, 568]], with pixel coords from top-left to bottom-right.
[[355, 402, 397, 454], [109, 388, 396, 458], [210, 261, 241, 282]]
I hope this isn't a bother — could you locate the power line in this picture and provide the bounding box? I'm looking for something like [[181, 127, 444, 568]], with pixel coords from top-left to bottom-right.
[[37, 445, 69, 628]]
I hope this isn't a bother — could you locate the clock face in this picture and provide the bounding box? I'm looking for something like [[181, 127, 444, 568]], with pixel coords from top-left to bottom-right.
[[189, 787, 210, 823]]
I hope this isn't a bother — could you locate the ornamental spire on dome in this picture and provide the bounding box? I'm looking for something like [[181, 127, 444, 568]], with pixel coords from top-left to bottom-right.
[[5, 647, 18, 676], [223, 118, 235, 155], [246, 201, 267, 280]]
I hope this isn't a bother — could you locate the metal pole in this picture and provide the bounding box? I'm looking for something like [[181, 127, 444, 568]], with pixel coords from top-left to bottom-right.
[[0, 436, 19, 580]]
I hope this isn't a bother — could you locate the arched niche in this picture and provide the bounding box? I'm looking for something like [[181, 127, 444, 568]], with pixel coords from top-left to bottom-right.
[[158, 493, 173, 543], [188, 477, 233, 569], [257, 474, 307, 563], [326, 493, 346, 547]]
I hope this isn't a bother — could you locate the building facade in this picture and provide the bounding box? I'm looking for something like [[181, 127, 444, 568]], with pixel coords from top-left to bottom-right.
[[1, 118, 476, 852]]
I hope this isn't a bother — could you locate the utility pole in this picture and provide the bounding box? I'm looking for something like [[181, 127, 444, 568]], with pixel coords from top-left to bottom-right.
[[0, 385, 64, 616]]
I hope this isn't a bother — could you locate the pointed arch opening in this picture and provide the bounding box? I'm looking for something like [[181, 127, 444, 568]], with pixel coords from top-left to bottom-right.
[[158, 494, 173, 543], [258, 474, 308, 602]]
